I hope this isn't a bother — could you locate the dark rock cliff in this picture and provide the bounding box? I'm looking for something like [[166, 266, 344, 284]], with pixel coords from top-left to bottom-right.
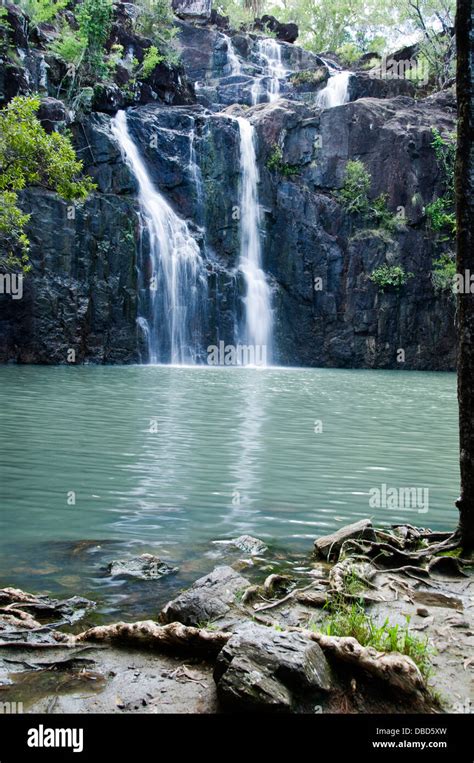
[[0, 5, 457, 368]]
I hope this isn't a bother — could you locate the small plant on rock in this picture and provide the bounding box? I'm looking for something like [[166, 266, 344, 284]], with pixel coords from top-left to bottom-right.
[[339, 160, 403, 233], [431, 252, 456, 295], [426, 128, 456, 236], [266, 145, 299, 178], [369, 264, 414, 291]]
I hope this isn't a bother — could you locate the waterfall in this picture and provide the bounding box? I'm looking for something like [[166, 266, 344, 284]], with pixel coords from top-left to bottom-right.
[[316, 71, 351, 109], [252, 38, 286, 105], [110, 110, 207, 365], [236, 117, 273, 364], [223, 34, 242, 76]]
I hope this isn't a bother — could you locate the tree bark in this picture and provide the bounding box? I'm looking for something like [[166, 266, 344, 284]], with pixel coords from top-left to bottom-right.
[[456, 0, 474, 549]]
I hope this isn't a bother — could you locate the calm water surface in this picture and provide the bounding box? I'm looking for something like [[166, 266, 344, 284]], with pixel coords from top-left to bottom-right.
[[0, 365, 459, 618]]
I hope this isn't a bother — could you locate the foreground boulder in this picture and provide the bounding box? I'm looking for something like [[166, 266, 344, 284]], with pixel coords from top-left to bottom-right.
[[214, 622, 333, 710], [314, 519, 375, 560], [159, 566, 250, 625]]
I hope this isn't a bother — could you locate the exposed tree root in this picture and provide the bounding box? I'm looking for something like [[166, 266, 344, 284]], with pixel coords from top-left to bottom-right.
[[303, 630, 427, 697], [252, 581, 321, 612], [74, 618, 426, 698], [74, 620, 231, 657]]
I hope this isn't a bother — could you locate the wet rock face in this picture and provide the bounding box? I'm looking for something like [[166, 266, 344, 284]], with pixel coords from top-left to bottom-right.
[[214, 622, 333, 710], [37, 96, 67, 132], [252, 94, 457, 369], [0, 188, 142, 364], [159, 566, 250, 626], [349, 71, 416, 100], [4, 3, 29, 48]]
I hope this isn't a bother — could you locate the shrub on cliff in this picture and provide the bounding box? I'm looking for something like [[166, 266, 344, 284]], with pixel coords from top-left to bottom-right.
[[338, 159, 402, 233], [135, 0, 179, 65], [369, 264, 414, 291], [425, 128, 456, 236], [0, 96, 96, 273], [20, 0, 68, 26]]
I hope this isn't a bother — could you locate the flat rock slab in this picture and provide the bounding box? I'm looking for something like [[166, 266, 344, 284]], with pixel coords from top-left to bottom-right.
[[106, 554, 178, 580], [159, 566, 250, 626], [0, 645, 218, 714], [214, 622, 332, 711], [314, 519, 375, 560], [0, 588, 95, 625]]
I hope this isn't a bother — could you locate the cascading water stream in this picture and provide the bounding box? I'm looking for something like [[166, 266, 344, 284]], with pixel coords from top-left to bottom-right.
[[110, 110, 207, 365], [252, 38, 286, 105], [223, 34, 242, 76], [236, 117, 273, 364], [315, 70, 351, 108]]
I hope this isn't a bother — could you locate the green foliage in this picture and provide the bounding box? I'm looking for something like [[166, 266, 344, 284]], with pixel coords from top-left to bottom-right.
[[338, 159, 371, 214], [335, 42, 361, 66], [426, 198, 456, 233], [265, 0, 395, 57], [77, 0, 113, 72], [431, 253, 456, 294], [105, 43, 125, 76], [50, 25, 87, 67], [135, 0, 179, 65], [46, 0, 113, 100], [20, 0, 68, 25], [0, 96, 95, 272], [369, 264, 414, 291], [341, 570, 366, 595], [215, 0, 254, 29], [265, 145, 299, 177], [316, 597, 433, 679], [290, 68, 327, 86], [0, 192, 31, 272], [426, 128, 456, 235], [339, 160, 402, 232], [141, 46, 164, 78], [360, 56, 381, 71], [398, 0, 455, 88]]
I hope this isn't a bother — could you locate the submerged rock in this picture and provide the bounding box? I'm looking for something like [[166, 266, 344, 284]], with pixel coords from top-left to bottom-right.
[[159, 565, 250, 626], [213, 535, 268, 555], [106, 554, 178, 580], [214, 621, 333, 710]]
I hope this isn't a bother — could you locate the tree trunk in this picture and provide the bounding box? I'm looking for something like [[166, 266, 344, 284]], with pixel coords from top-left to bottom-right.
[[455, 0, 474, 549]]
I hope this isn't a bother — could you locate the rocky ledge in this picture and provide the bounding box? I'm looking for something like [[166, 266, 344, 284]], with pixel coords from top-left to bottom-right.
[[0, 523, 472, 714]]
